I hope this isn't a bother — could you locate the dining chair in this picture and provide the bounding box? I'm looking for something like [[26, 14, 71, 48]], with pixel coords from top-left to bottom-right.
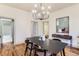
[[34, 38, 66, 56], [30, 36, 45, 56], [53, 39, 63, 56], [24, 36, 42, 56], [53, 39, 61, 42], [33, 44, 51, 56], [24, 39, 33, 56], [25, 36, 51, 56], [33, 39, 51, 56]]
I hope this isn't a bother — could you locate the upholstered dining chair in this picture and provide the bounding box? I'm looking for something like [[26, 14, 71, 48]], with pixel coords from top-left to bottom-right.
[[53, 39, 63, 56], [24, 36, 42, 56], [24, 39, 33, 56], [32, 37, 51, 56], [53, 39, 61, 41]]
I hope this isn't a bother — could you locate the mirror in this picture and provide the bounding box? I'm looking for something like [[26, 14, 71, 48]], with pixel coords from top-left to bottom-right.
[[56, 16, 69, 33]]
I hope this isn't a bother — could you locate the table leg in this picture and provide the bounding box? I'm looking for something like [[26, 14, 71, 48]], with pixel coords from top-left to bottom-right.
[[53, 53, 57, 56], [50, 53, 57, 56], [44, 50, 46, 56], [63, 48, 65, 56], [24, 46, 28, 56]]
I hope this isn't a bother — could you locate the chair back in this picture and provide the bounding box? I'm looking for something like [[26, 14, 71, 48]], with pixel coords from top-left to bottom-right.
[[53, 39, 61, 42]]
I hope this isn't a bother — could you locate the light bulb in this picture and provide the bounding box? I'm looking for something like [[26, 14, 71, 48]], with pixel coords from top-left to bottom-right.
[[47, 11, 50, 14], [32, 10, 37, 13], [32, 10, 35, 13], [38, 13, 41, 16], [41, 6, 45, 10], [42, 11, 45, 14], [34, 10, 37, 13], [48, 6, 51, 10], [34, 4, 38, 8]]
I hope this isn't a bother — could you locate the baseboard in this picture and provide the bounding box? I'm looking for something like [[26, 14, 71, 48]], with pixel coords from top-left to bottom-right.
[[71, 47, 79, 50], [15, 43, 25, 46], [2, 42, 25, 47], [67, 46, 79, 50]]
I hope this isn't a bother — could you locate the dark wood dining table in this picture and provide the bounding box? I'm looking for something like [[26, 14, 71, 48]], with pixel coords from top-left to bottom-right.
[[27, 37, 67, 56]]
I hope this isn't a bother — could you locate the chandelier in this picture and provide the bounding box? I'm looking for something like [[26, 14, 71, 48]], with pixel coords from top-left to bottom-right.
[[32, 4, 51, 20]]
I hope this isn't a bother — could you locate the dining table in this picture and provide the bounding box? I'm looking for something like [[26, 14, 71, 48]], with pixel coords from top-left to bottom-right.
[[28, 37, 67, 56]]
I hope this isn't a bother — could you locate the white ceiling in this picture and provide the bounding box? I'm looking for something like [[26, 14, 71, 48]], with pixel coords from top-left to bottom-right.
[[1, 3, 76, 12]]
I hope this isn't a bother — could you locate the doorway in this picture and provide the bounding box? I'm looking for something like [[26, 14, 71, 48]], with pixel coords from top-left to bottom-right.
[[31, 20, 49, 38], [0, 17, 14, 48]]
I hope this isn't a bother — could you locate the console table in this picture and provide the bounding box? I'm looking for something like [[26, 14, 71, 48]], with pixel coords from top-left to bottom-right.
[[52, 34, 72, 47]]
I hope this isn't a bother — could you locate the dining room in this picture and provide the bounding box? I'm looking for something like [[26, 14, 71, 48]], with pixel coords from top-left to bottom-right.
[[0, 3, 79, 56]]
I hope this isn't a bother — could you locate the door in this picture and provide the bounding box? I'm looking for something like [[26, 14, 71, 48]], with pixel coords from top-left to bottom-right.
[[43, 21, 49, 36], [31, 21, 49, 39], [32, 21, 38, 36], [0, 18, 14, 48]]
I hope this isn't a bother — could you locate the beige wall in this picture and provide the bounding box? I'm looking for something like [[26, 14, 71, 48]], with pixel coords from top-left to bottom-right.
[[0, 4, 32, 44], [49, 4, 79, 48]]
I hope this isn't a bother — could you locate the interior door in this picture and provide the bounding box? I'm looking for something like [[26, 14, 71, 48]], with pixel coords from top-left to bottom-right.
[[0, 18, 14, 48], [43, 21, 49, 36], [32, 21, 38, 36]]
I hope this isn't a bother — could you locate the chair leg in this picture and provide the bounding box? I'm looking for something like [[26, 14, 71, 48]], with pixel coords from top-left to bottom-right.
[[24, 46, 28, 56], [29, 49, 32, 56], [34, 53, 38, 56], [34, 49, 38, 56], [50, 53, 57, 56], [60, 51, 62, 56], [29, 44, 33, 56], [34, 48, 39, 56]]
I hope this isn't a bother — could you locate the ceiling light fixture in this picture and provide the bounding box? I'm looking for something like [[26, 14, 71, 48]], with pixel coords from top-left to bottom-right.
[[32, 3, 51, 20]]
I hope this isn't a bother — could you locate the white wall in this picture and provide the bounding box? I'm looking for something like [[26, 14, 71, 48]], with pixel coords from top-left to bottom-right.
[[1, 4, 79, 48], [49, 4, 79, 48], [0, 4, 32, 44]]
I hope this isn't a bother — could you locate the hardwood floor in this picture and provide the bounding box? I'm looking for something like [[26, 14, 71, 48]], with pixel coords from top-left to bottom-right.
[[0, 43, 79, 56]]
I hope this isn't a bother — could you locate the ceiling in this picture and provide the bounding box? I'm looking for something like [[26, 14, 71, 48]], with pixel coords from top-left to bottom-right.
[[1, 3, 76, 12]]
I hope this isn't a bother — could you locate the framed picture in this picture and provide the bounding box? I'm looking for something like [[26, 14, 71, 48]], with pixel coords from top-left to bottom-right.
[[56, 16, 69, 33]]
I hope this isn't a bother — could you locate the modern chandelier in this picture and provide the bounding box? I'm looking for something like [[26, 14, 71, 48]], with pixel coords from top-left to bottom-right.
[[32, 3, 51, 20]]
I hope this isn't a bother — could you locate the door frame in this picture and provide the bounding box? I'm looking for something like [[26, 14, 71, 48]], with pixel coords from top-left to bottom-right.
[[0, 17, 14, 48]]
